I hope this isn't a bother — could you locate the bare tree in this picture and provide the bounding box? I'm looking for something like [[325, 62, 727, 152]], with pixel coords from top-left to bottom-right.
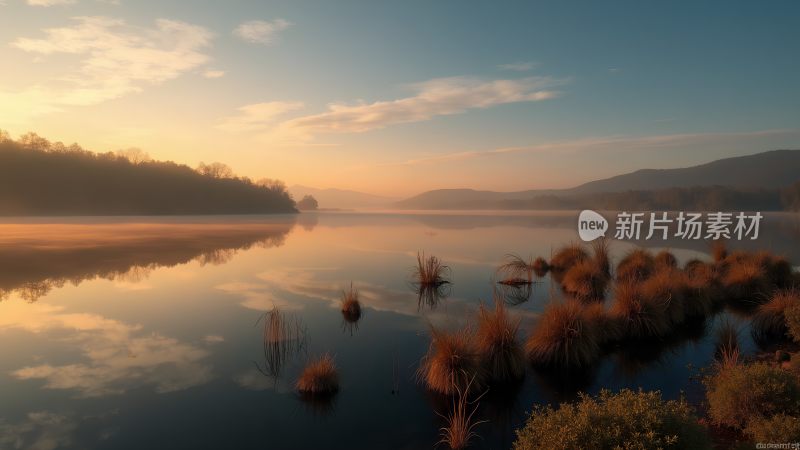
[[257, 178, 287, 193], [197, 161, 234, 179], [116, 148, 152, 164]]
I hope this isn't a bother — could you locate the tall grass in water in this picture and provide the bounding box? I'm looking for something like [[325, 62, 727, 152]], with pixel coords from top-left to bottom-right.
[[711, 240, 728, 263], [751, 288, 800, 344], [257, 307, 307, 379], [437, 376, 487, 450], [549, 243, 588, 273], [340, 282, 362, 322], [475, 299, 524, 382], [419, 328, 484, 395], [416, 283, 451, 311], [616, 249, 655, 283], [684, 261, 721, 315], [714, 319, 740, 369], [560, 259, 609, 302], [414, 252, 451, 286], [497, 254, 536, 284], [526, 300, 602, 368], [654, 250, 677, 269], [532, 257, 550, 277], [639, 268, 686, 325], [296, 353, 339, 395], [720, 259, 770, 305], [609, 282, 670, 338], [590, 238, 611, 279]]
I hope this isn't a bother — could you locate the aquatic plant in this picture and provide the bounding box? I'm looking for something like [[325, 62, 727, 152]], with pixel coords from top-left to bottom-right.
[[654, 250, 678, 269], [257, 307, 307, 379], [497, 254, 536, 284], [496, 281, 533, 306], [560, 259, 608, 302], [532, 257, 550, 277], [705, 362, 800, 429], [590, 238, 611, 279], [475, 299, 524, 382], [296, 353, 339, 395], [751, 288, 800, 343], [683, 261, 720, 315], [416, 282, 451, 311], [582, 301, 622, 344], [714, 319, 740, 369], [548, 243, 588, 273], [616, 249, 655, 283], [639, 267, 686, 325], [414, 252, 451, 286], [437, 376, 486, 450], [609, 281, 670, 339], [720, 259, 770, 304], [419, 327, 484, 395], [711, 240, 727, 263], [340, 282, 362, 322], [526, 300, 601, 368], [512, 389, 711, 450]]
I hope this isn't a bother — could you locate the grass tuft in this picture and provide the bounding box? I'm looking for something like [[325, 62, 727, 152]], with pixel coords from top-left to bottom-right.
[[340, 282, 362, 323], [419, 328, 485, 395], [296, 354, 339, 395], [560, 259, 609, 302], [549, 243, 588, 273], [751, 288, 800, 344], [437, 376, 487, 450], [609, 281, 670, 338], [526, 300, 602, 368], [475, 299, 524, 383], [616, 249, 655, 283], [414, 252, 451, 286]]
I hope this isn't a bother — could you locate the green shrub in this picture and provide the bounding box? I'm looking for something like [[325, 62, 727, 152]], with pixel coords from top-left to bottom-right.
[[744, 413, 800, 443], [513, 389, 711, 450], [706, 363, 800, 429]]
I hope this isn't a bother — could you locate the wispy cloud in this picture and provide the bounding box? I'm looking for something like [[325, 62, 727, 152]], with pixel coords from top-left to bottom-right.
[[233, 19, 291, 45], [498, 61, 536, 71], [2, 16, 213, 124], [372, 129, 800, 167], [228, 76, 564, 142], [27, 0, 76, 6], [202, 69, 225, 79], [216, 101, 304, 133]]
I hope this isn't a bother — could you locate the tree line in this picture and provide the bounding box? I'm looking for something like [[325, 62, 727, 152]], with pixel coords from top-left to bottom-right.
[[0, 131, 297, 215]]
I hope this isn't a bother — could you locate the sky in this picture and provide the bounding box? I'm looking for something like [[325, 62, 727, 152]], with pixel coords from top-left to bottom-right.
[[0, 0, 799, 197]]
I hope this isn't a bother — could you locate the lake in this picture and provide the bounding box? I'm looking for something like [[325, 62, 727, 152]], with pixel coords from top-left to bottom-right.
[[1, 211, 798, 450]]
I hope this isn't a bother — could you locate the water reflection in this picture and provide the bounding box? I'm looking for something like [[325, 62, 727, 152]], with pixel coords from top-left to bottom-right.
[[0, 217, 297, 302], [255, 308, 308, 381]]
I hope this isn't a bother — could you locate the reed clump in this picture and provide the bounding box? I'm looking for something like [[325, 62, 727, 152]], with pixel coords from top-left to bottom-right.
[[340, 283, 362, 323], [532, 257, 550, 277], [437, 377, 486, 450], [560, 259, 609, 302], [609, 281, 670, 339], [497, 254, 536, 284], [714, 319, 740, 369], [475, 299, 524, 382], [616, 249, 655, 283], [751, 289, 800, 343], [296, 354, 339, 395], [419, 328, 484, 395], [526, 300, 602, 368], [639, 267, 686, 325], [549, 243, 588, 273], [414, 252, 451, 286], [654, 250, 678, 269]]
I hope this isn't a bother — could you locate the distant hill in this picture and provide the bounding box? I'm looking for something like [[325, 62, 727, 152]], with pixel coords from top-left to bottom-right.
[[0, 137, 296, 215], [396, 149, 800, 210], [290, 185, 396, 209]]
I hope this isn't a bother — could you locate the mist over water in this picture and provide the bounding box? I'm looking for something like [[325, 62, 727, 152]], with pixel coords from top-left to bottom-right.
[[0, 211, 797, 449]]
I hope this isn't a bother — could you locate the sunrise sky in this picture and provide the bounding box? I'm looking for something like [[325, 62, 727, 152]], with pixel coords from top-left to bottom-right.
[[1, 0, 798, 197]]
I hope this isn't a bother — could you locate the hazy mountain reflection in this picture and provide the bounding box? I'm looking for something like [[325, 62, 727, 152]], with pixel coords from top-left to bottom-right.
[[0, 216, 298, 302]]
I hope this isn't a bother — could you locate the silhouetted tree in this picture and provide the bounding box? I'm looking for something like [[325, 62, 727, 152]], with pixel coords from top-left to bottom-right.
[[196, 161, 234, 179], [116, 148, 152, 164], [0, 134, 296, 215], [257, 178, 287, 193], [297, 195, 319, 211]]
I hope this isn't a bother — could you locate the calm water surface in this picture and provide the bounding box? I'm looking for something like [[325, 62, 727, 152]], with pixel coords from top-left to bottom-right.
[[1, 211, 798, 449]]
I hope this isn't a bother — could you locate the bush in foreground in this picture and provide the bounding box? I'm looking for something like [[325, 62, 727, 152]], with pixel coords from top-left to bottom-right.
[[705, 362, 800, 429], [744, 413, 800, 443], [512, 389, 710, 450]]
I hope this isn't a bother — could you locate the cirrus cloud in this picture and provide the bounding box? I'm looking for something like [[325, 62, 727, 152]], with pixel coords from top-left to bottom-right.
[[2, 16, 213, 124], [233, 19, 291, 45]]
